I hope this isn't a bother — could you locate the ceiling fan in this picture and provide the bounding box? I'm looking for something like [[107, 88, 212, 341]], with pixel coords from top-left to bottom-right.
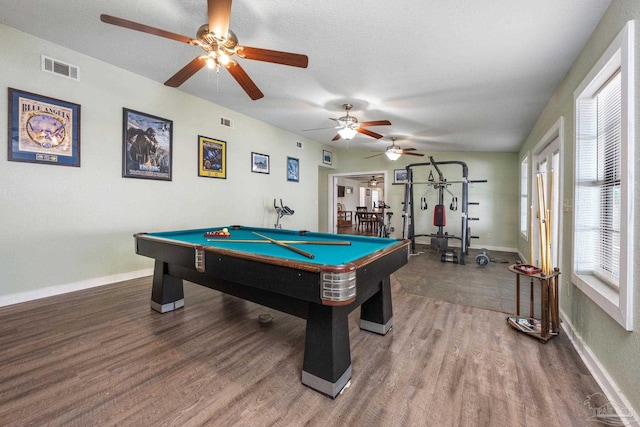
[[100, 0, 308, 100], [304, 104, 392, 141], [364, 137, 425, 161]]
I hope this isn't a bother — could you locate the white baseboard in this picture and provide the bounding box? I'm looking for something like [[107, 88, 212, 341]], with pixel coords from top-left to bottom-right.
[[0, 268, 153, 308], [560, 309, 639, 426]]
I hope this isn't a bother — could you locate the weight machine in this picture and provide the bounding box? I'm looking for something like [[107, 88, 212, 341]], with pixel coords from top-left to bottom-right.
[[374, 202, 393, 238], [401, 157, 486, 265], [274, 199, 294, 228]]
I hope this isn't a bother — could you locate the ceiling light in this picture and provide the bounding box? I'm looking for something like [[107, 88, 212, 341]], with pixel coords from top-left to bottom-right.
[[218, 53, 230, 65], [368, 176, 378, 187], [385, 146, 402, 161], [206, 56, 215, 69], [338, 127, 358, 140]]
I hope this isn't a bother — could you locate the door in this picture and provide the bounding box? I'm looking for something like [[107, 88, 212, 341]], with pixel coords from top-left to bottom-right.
[[532, 137, 560, 269]]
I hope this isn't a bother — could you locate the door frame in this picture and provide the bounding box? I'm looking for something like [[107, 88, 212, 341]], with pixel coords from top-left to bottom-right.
[[327, 170, 388, 233], [531, 117, 564, 270]]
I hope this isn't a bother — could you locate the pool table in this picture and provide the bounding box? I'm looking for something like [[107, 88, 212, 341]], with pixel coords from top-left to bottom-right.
[[134, 225, 410, 398]]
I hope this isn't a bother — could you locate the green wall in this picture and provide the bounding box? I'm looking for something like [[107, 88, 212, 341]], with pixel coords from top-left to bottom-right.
[[518, 0, 640, 415], [320, 149, 519, 252], [0, 23, 330, 302]]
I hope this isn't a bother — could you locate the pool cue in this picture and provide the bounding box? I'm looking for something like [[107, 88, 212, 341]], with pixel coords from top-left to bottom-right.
[[252, 232, 315, 259], [207, 239, 350, 245]]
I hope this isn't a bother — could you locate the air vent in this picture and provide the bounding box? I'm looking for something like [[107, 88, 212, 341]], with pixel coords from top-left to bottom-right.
[[296, 141, 304, 149], [220, 116, 234, 128], [41, 55, 79, 80]]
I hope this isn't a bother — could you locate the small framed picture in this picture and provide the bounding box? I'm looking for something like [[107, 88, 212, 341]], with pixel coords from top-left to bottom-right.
[[323, 150, 332, 165], [251, 152, 270, 174], [287, 156, 299, 182], [394, 168, 408, 184], [8, 88, 81, 167], [123, 108, 172, 180], [198, 136, 226, 179]]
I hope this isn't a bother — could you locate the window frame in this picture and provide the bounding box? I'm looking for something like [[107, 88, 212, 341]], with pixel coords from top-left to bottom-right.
[[572, 21, 634, 331], [519, 154, 529, 240]]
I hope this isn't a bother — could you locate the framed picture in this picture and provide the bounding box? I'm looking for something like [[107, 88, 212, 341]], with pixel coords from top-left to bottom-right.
[[394, 168, 408, 183], [251, 152, 269, 174], [123, 108, 172, 180], [323, 150, 332, 165], [8, 88, 81, 167], [287, 156, 299, 182], [346, 186, 353, 194], [198, 135, 226, 179]]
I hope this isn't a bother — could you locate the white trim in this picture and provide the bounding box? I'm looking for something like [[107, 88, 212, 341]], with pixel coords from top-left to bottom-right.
[[531, 117, 563, 271], [560, 310, 640, 427], [572, 20, 634, 331], [327, 170, 388, 233], [519, 152, 529, 240], [0, 268, 153, 308]]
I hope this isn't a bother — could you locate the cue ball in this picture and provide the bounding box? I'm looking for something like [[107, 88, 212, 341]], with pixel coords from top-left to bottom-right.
[[222, 228, 228, 233]]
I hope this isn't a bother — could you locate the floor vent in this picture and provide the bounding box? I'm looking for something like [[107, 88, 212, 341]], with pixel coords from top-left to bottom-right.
[[41, 55, 79, 80], [220, 116, 234, 128]]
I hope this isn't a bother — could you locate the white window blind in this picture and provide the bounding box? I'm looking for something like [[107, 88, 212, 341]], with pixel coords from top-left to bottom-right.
[[520, 155, 528, 237], [575, 71, 621, 289], [572, 20, 634, 331]]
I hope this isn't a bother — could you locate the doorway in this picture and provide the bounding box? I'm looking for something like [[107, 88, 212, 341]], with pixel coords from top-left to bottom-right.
[[328, 171, 387, 234], [531, 118, 563, 270]]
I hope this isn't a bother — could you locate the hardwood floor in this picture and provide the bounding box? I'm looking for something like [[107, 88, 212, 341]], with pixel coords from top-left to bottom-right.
[[0, 270, 613, 426]]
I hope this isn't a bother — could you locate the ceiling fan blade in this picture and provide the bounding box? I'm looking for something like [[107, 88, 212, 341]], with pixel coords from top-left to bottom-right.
[[331, 134, 341, 141], [364, 153, 385, 159], [240, 46, 309, 68], [208, 0, 232, 39], [357, 127, 384, 139], [165, 57, 206, 87], [358, 120, 392, 127], [403, 152, 425, 156], [225, 62, 264, 100], [302, 126, 336, 131], [100, 14, 192, 44], [402, 147, 417, 151]]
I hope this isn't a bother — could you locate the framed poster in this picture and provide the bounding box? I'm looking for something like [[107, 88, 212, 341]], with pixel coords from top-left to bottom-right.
[[198, 136, 226, 179], [123, 108, 172, 180], [8, 88, 81, 167], [394, 168, 408, 183], [287, 156, 299, 182], [323, 150, 332, 165], [251, 152, 269, 174]]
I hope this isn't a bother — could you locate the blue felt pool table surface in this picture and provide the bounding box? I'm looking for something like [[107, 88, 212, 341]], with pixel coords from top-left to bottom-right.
[[144, 225, 401, 266]]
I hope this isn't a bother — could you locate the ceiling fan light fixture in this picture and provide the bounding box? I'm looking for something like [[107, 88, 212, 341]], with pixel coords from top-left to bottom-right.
[[338, 127, 358, 140], [218, 53, 231, 65], [206, 56, 215, 69], [368, 176, 378, 187], [385, 146, 402, 161]]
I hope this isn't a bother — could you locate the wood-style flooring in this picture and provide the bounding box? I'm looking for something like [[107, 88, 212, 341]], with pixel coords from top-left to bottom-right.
[[0, 260, 614, 426]]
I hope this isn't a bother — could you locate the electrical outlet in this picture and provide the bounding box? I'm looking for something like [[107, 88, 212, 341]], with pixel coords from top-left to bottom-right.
[[487, 233, 492, 240]]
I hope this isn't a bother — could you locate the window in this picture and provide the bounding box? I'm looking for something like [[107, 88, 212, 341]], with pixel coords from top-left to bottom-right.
[[520, 155, 529, 238], [573, 21, 634, 330]]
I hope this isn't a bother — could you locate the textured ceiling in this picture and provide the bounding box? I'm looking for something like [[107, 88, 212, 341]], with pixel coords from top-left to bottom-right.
[[0, 0, 611, 153]]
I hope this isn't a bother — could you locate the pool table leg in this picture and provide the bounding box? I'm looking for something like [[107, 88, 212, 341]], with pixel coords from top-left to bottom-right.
[[301, 304, 351, 398], [150, 261, 185, 313], [359, 276, 393, 335]]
